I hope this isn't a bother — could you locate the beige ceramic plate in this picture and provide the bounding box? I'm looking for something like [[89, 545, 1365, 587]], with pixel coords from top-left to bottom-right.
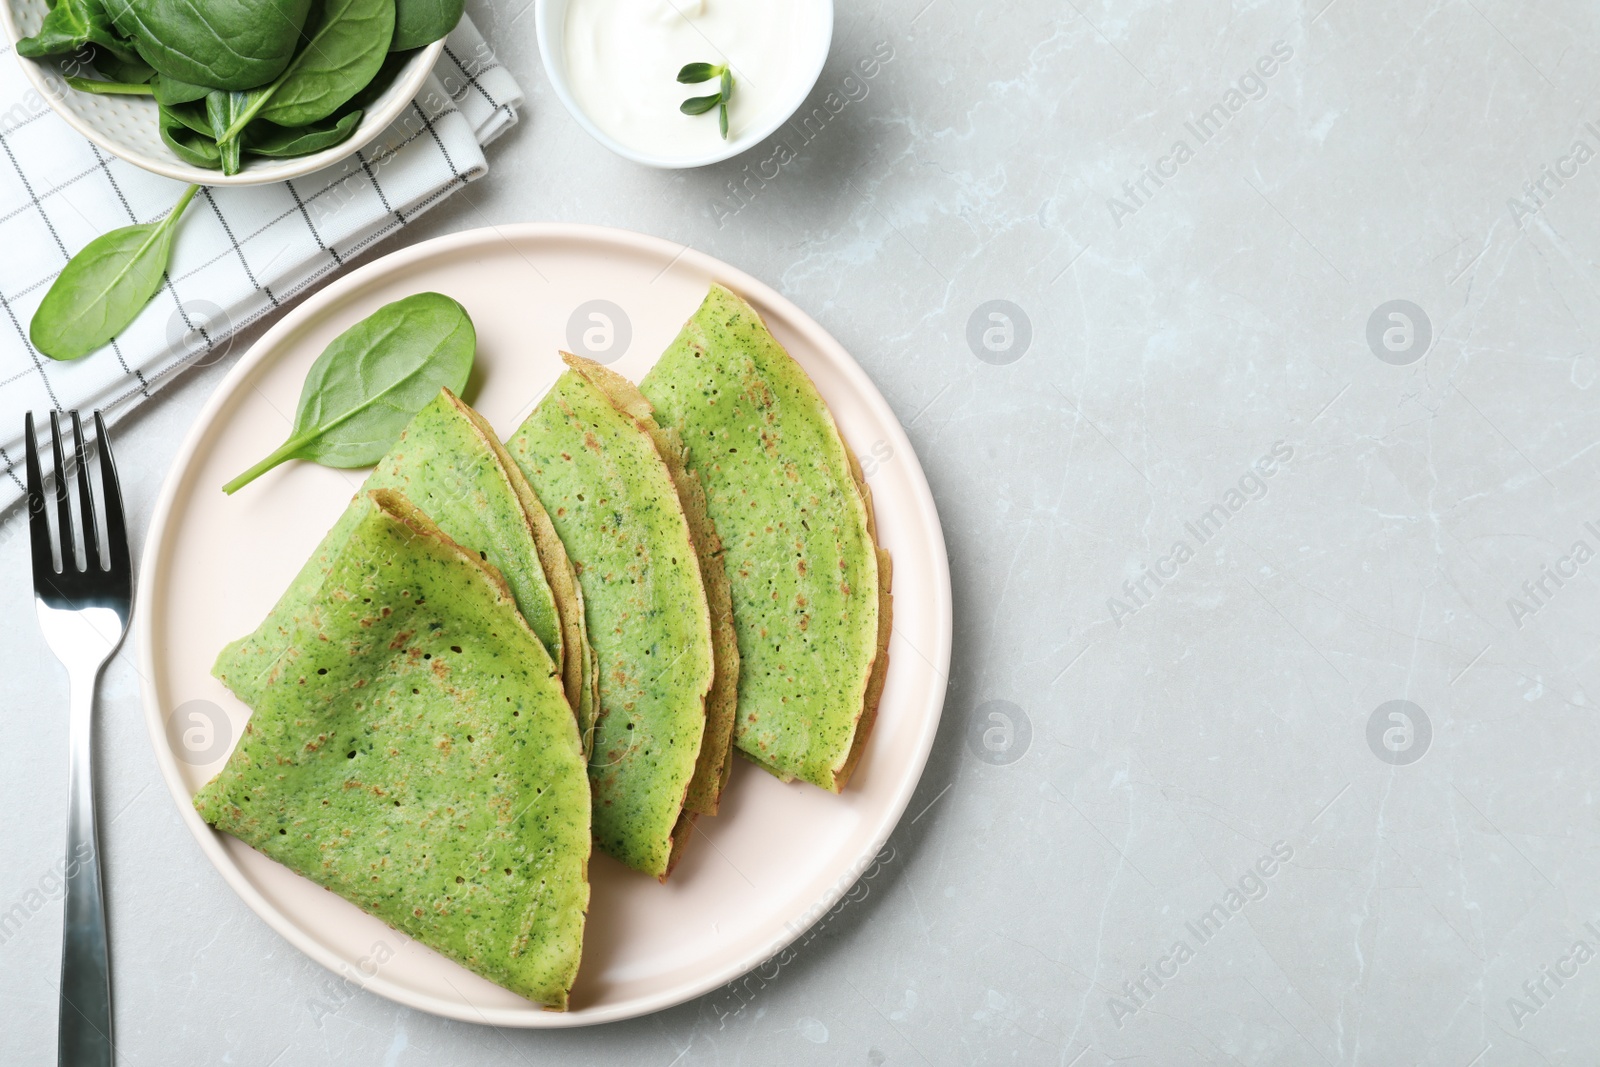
[[136, 224, 952, 1026], [0, 0, 442, 186]]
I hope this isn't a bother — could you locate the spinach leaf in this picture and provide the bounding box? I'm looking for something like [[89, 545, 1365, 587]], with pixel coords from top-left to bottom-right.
[[106, 0, 313, 91], [161, 129, 221, 169], [217, 0, 395, 143], [66, 75, 154, 94], [205, 90, 248, 174], [390, 0, 458, 51], [244, 109, 361, 156], [158, 105, 222, 168], [161, 98, 211, 135], [151, 72, 209, 104], [340, 46, 410, 113], [90, 43, 155, 82], [17, 0, 138, 62], [30, 184, 200, 361], [222, 293, 475, 493]]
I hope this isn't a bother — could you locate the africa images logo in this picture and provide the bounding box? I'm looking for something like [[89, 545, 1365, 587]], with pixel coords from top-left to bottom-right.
[[1107, 441, 1293, 626], [1366, 700, 1430, 766], [965, 700, 1031, 766], [1106, 41, 1294, 229], [1109, 842, 1294, 1028], [966, 301, 1032, 366], [565, 300, 632, 365], [1503, 518, 1600, 630], [1366, 300, 1432, 366], [1505, 924, 1600, 1031]]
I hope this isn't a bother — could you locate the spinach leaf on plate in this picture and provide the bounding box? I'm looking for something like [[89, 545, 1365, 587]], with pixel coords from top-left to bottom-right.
[[105, 0, 313, 91], [66, 75, 154, 94], [30, 184, 200, 361], [90, 43, 155, 82], [217, 0, 395, 143], [158, 103, 222, 168], [222, 292, 475, 493], [161, 98, 211, 134], [205, 90, 249, 174], [244, 110, 362, 157], [17, 0, 138, 62], [390, 0, 459, 51], [151, 72, 209, 105], [339, 46, 411, 113]]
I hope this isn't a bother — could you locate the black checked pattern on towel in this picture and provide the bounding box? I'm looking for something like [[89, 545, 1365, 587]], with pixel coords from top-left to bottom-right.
[[0, 103, 473, 437], [0, 18, 522, 511], [443, 43, 514, 126]]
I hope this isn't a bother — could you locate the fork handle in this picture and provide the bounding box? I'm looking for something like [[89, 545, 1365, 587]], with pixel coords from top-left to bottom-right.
[[59, 668, 112, 1067]]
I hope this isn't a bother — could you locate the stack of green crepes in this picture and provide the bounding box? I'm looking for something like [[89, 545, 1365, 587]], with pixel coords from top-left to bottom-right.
[[198, 284, 893, 1010]]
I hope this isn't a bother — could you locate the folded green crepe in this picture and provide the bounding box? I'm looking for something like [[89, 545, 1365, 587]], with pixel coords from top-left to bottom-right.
[[554, 359, 741, 838], [505, 356, 717, 879], [214, 389, 598, 756], [197, 489, 591, 1010], [640, 285, 893, 793]]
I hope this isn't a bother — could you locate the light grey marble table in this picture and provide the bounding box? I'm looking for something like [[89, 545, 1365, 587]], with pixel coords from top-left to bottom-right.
[[4, 0, 1598, 1063]]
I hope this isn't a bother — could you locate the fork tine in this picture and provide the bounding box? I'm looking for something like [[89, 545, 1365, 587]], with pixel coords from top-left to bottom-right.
[[49, 411, 77, 572], [94, 411, 129, 577], [71, 411, 100, 570], [24, 413, 54, 581]]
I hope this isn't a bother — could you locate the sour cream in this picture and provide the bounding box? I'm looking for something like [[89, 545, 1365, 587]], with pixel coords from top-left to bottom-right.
[[563, 0, 822, 161]]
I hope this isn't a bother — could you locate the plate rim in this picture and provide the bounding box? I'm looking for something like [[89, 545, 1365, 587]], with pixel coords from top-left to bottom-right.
[[134, 222, 953, 1027]]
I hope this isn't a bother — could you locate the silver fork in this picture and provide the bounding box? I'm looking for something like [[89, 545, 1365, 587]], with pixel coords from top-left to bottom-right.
[[26, 411, 131, 1067]]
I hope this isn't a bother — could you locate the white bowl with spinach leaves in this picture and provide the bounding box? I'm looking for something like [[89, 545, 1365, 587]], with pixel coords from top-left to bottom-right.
[[0, 0, 455, 184]]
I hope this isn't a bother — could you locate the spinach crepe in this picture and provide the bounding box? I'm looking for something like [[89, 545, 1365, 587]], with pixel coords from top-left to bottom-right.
[[197, 489, 591, 1010], [505, 356, 721, 879], [554, 358, 741, 826], [640, 285, 893, 793], [214, 389, 598, 756]]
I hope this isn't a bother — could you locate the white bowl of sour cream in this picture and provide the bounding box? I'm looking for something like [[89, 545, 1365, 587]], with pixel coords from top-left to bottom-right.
[[535, 0, 833, 168]]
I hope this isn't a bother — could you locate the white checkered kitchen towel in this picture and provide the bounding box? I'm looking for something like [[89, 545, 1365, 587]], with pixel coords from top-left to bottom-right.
[[0, 17, 522, 510]]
